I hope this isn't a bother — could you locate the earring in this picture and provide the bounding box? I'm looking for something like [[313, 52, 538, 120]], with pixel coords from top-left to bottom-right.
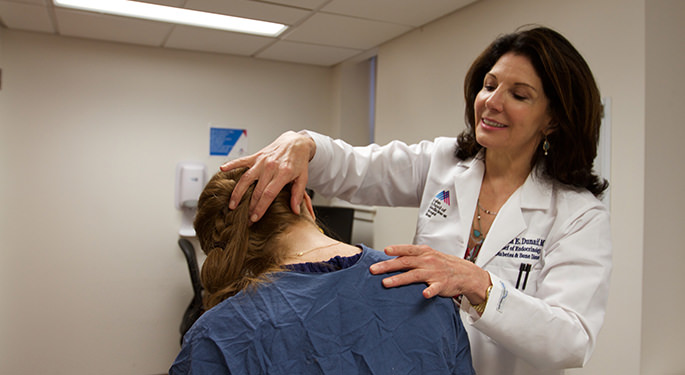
[[542, 137, 550, 156]]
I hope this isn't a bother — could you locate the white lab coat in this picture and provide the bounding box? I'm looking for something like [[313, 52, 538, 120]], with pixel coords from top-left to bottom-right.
[[306, 131, 612, 375]]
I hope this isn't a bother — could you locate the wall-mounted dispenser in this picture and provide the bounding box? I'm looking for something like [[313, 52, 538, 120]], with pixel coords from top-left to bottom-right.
[[175, 162, 207, 237]]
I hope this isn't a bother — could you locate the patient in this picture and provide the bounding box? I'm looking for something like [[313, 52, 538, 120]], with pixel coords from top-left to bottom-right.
[[169, 167, 475, 375]]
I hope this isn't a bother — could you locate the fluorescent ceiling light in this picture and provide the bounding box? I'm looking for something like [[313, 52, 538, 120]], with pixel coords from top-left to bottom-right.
[[53, 0, 288, 37]]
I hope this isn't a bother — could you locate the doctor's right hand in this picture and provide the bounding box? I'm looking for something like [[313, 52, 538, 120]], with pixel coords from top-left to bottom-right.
[[220, 130, 316, 222], [370, 244, 492, 305]]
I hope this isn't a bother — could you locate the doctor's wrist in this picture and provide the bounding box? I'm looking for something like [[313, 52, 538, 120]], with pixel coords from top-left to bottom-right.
[[465, 268, 492, 303], [297, 130, 317, 161], [470, 284, 492, 314]]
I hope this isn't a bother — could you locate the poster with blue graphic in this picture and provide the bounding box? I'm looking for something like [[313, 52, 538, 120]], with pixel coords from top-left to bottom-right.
[[209, 127, 248, 159]]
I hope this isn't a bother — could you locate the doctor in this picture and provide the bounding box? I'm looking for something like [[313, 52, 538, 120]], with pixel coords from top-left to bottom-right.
[[221, 26, 612, 375]]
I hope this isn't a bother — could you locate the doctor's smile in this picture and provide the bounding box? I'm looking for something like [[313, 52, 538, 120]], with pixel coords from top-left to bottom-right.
[[480, 118, 507, 129]]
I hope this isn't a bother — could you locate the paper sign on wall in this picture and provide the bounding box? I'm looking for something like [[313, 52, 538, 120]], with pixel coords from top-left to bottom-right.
[[209, 127, 248, 159]]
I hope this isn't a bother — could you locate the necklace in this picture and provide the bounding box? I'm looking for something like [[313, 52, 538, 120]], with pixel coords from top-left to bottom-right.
[[465, 204, 485, 263], [295, 241, 341, 257], [477, 199, 498, 216]]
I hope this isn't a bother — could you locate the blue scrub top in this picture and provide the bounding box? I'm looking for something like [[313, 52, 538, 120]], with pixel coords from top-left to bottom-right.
[[170, 245, 475, 375]]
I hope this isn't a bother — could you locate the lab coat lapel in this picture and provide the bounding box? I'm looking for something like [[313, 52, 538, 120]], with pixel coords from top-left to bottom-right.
[[475, 169, 551, 268], [476, 191, 526, 268], [452, 156, 485, 253]]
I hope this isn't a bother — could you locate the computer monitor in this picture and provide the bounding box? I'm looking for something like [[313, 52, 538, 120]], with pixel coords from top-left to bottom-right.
[[313, 205, 355, 244]]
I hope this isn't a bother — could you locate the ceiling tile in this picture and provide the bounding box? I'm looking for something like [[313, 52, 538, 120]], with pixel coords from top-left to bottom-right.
[[5, 0, 46, 5], [55, 8, 173, 47], [185, 0, 311, 25], [0, 1, 54, 32], [165, 25, 274, 56], [1, 0, 480, 66], [257, 39, 362, 66], [283, 12, 411, 50], [254, 0, 329, 11], [322, 0, 478, 27], [141, 0, 186, 6]]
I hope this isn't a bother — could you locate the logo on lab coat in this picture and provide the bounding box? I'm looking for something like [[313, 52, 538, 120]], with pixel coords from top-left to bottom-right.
[[435, 190, 450, 205], [425, 190, 450, 218]]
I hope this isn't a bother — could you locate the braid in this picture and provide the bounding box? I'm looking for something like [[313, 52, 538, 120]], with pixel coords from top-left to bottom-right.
[[194, 168, 307, 310]]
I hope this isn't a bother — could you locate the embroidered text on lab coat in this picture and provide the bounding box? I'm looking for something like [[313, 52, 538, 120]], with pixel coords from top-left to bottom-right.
[[496, 237, 546, 260]]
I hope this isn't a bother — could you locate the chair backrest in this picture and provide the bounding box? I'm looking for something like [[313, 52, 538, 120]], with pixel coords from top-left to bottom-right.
[[178, 238, 204, 344]]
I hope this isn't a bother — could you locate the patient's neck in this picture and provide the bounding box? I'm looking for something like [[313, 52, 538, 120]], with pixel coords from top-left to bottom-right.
[[279, 221, 360, 264]]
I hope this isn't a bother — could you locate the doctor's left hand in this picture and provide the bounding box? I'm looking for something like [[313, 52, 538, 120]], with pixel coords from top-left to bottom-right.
[[220, 131, 315, 222], [370, 245, 491, 304]]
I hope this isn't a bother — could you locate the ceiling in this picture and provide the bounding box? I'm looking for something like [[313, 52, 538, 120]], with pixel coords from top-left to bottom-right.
[[0, 0, 478, 66]]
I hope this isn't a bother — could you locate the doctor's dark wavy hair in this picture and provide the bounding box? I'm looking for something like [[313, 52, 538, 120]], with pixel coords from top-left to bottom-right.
[[193, 168, 312, 309], [459, 26, 608, 197]]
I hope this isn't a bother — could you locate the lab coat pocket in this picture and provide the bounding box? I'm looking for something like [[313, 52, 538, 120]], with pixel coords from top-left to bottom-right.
[[488, 257, 542, 295], [488, 235, 547, 294]]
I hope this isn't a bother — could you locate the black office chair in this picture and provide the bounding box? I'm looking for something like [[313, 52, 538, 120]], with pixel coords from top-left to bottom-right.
[[178, 238, 204, 345]]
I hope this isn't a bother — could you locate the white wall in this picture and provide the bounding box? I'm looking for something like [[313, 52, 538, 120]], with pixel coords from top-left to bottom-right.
[[0, 23, 9, 375], [642, 0, 685, 373], [330, 54, 374, 146], [0, 30, 334, 375], [373, 0, 648, 374]]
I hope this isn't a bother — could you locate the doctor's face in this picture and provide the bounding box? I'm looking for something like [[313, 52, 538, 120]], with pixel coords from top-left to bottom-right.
[[474, 53, 552, 161]]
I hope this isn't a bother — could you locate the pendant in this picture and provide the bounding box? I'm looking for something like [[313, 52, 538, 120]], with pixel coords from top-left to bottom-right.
[[473, 229, 482, 238]]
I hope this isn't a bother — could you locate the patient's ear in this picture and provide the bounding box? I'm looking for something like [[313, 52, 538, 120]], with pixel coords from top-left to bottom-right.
[[302, 193, 316, 221]]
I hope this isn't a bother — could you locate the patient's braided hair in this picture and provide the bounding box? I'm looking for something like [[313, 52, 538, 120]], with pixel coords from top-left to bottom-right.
[[194, 167, 309, 309]]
